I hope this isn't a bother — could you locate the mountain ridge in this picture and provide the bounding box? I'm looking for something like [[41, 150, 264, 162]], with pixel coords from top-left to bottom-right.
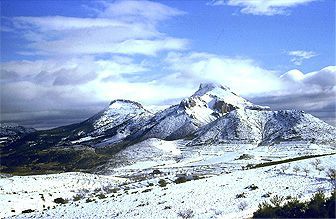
[[1, 82, 335, 175]]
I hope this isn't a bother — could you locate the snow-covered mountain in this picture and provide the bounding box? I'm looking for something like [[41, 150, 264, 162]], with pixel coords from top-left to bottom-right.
[[130, 83, 270, 141], [190, 108, 336, 145], [2, 82, 335, 175], [60, 99, 153, 146]]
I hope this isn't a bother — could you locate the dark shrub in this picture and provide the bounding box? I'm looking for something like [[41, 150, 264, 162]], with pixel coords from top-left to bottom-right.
[[142, 188, 152, 193], [159, 179, 167, 187], [236, 192, 246, 199], [175, 176, 188, 184], [152, 169, 162, 175], [22, 209, 34, 214], [96, 193, 106, 199], [73, 194, 82, 201], [85, 198, 94, 203], [53, 197, 68, 204], [245, 184, 258, 190], [237, 154, 254, 160]]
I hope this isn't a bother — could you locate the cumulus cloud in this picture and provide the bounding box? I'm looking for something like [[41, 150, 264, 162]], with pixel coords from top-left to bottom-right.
[[287, 50, 318, 65], [208, 0, 317, 16], [4, 1, 188, 56], [252, 66, 336, 126], [163, 52, 281, 95], [278, 66, 336, 93]]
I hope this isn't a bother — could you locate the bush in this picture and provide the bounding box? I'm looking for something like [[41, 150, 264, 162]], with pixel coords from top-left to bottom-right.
[[53, 197, 68, 204], [175, 176, 188, 184], [236, 192, 246, 198], [293, 166, 300, 175], [85, 198, 94, 203], [96, 193, 106, 199], [22, 209, 34, 214], [73, 194, 83, 201], [106, 188, 119, 194], [253, 190, 336, 218], [152, 169, 162, 175], [159, 179, 167, 187], [270, 195, 285, 207], [142, 188, 152, 193], [261, 192, 272, 198], [326, 168, 336, 188], [236, 154, 254, 160], [245, 184, 258, 190]]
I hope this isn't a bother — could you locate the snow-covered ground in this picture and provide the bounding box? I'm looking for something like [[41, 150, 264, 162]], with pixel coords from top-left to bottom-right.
[[1, 141, 335, 219]]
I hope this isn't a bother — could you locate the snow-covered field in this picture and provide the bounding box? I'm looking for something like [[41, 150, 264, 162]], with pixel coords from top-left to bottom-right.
[[1, 141, 335, 219]]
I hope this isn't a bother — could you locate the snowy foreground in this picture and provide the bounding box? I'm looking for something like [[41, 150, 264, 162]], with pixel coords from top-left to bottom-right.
[[1, 141, 335, 219]]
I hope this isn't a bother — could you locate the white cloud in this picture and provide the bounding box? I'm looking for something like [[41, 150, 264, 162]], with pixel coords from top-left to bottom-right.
[[287, 50, 318, 65], [274, 66, 336, 96], [98, 0, 185, 22], [5, 1, 188, 56], [2, 51, 335, 127], [208, 0, 317, 15], [163, 52, 281, 95], [254, 66, 336, 126]]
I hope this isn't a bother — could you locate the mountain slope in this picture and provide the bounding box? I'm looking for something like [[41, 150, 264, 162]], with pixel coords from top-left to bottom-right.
[[190, 108, 336, 145], [0, 100, 153, 174], [130, 83, 269, 141], [2, 83, 335, 175], [59, 99, 153, 146]]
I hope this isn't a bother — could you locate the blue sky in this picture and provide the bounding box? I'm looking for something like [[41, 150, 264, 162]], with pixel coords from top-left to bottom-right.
[[1, 0, 335, 128]]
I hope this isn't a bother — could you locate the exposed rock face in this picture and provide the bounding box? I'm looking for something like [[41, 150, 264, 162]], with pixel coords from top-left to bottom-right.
[[213, 100, 237, 114]]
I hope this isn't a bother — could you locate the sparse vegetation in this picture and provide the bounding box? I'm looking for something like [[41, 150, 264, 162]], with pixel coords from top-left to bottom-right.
[[326, 168, 336, 188], [280, 164, 290, 173], [310, 159, 322, 170], [238, 201, 248, 211], [293, 166, 300, 175], [316, 166, 325, 175], [303, 167, 310, 176], [177, 209, 194, 219]]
